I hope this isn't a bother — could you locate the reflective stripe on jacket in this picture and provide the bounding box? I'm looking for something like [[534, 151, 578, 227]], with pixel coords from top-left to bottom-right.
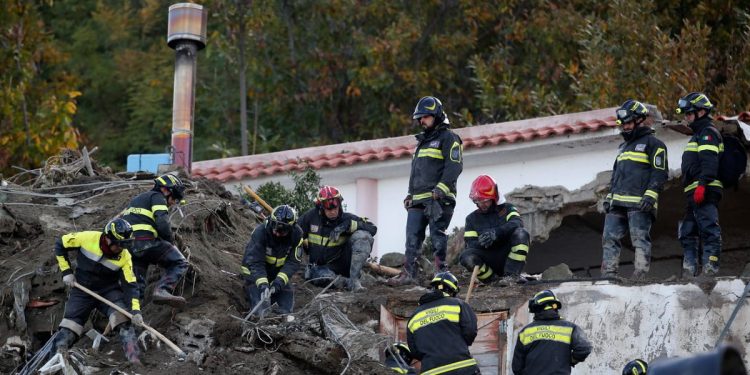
[[464, 203, 528, 267], [681, 117, 723, 193], [54, 231, 140, 312], [298, 208, 377, 267], [241, 223, 303, 287], [408, 125, 463, 204], [122, 190, 173, 242], [607, 127, 668, 209]]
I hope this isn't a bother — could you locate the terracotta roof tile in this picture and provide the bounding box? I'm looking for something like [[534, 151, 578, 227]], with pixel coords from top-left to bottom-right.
[[193, 108, 629, 182]]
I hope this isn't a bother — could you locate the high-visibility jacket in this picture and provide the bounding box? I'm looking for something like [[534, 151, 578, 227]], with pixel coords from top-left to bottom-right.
[[121, 190, 173, 242], [241, 223, 303, 287], [298, 208, 377, 268], [54, 231, 140, 312], [512, 310, 592, 375], [607, 127, 668, 209], [463, 203, 528, 276], [408, 125, 463, 205], [407, 291, 479, 375], [681, 116, 723, 194]]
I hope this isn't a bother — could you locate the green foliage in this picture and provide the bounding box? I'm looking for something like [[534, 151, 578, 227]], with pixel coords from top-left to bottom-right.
[[254, 166, 321, 214], [4, 0, 750, 174]]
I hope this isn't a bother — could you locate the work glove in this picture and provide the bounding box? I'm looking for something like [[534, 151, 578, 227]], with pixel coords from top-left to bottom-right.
[[431, 187, 446, 201], [270, 278, 285, 295], [639, 196, 656, 213], [477, 230, 497, 248], [259, 284, 271, 301], [131, 313, 144, 327], [424, 200, 443, 221], [63, 274, 76, 288], [603, 201, 611, 213], [693, 184, 706, 205], [403, 195, 412, 210], [329, 221, 350, 242]]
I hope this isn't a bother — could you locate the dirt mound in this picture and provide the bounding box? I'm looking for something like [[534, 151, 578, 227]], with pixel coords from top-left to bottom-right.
[[0, 159, 426, 374]]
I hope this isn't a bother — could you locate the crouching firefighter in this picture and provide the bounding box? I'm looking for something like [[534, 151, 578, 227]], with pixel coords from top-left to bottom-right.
[[460, 175, 530, 284], [242, 205, 303, 316], [121, 174, 188, 307], [52, 219, 143, 364], [384, 342, 417, 374], [299, 186, 377, 291], [512, 290, 592, 375], [407, 271, 480, 375]]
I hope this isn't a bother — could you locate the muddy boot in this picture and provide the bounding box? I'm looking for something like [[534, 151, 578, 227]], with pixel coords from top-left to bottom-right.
[[52, 328, 78, 354], [631, 270, 647, 281], [601, 271, 618, 279], [681, 266, 697, 280], [387, 270, 415, 286], [433, 256, 448, 274], [702, 261, 719, 276], [119, 324, 143, 366], [152, 288, 186, 308], [347, 231, 372, 292], [346, 277, 365, 292]]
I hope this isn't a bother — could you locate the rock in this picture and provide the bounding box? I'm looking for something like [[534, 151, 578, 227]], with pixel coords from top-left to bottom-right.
[[541, 263, 574, 280], [380, 252, 405, 268]]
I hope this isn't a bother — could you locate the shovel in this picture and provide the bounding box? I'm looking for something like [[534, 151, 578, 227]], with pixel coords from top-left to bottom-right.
[[73, 282, 186, 358]]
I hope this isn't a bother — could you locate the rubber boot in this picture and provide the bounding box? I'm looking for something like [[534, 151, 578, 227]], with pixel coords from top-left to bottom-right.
[[52, 328, 78, 354], [433, 256, 447, 274], [119, 323, 143, 366], [702, 260, 719, 276], [347, 238, 371, 292], [152, 288, 187, 308], [387, 259, 417, 286]]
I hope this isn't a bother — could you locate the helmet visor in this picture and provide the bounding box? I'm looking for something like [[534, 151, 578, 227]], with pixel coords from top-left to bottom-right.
[[271, 220, 292, 235], [616, 109, 632, 124], [320, 199, 340, 210]]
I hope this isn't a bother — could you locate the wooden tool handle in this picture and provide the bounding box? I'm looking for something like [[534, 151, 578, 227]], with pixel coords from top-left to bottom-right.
[[465, 265, 480, 303], [73, 282, 186, 357], [242, 184, 273, 213]]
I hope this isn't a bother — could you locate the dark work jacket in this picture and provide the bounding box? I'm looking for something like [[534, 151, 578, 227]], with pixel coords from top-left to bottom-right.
[[512, 310, 592, 375], [54, 231, 140, 313], [408, 124, 463, 205], [241, 222, 303, 287], [607, 126, 669, 209], [406, 291, 479, 375], [463, 203, 527, 272], [681, 116, 723, 195], [121, 190, 173, 243], [298, 208, 376, 267]]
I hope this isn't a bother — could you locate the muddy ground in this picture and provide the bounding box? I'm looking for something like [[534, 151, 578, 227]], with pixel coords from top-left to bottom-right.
[[0, 159, 542, 375]]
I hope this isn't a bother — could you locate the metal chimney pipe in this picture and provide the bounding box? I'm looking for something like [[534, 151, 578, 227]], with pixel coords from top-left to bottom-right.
[[167, 3, 207, 173]]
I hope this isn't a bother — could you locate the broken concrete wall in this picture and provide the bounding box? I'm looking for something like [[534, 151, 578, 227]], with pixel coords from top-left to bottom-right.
[[506, 280, 750, 374], [508, 174, 750, 279]]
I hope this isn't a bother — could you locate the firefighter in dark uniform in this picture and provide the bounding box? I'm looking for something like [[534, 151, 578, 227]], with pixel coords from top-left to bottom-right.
[[512, 290, 592, 375], [623, 359, 648, 375], [676, 92, 723, 277], [390, 96, 463, 286], [242, 205, 303, 316], [121, 174, 189, 306], [384, 342, 417, 374], [601, 100, 668, 279], [52, 219, 143, 364], [299, 186, 377, 292], [406, 271, 479, 375], [460, 174, 530, 284]]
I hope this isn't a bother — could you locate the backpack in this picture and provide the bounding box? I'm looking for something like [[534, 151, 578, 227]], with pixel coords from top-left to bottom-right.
[[708, 128, 748, 188]]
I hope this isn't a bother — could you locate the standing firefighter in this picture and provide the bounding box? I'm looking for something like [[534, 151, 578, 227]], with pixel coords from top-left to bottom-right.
[[512, 290, 592, 375], [242, 205, 303, 316], [601, 100, 668, 279], [390, 96, 463, 286], [121, 174, 189, 306], [299, 186, 377, 291], [406, 271, 479, 375], [52, 219, 143, 364], [460, 175, 530, 283], [676, 92, 723, 277]]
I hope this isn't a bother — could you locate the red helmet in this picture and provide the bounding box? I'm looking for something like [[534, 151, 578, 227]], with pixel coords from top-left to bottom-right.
[[469, 175, 499, 203], [315, 185, 343, 209]]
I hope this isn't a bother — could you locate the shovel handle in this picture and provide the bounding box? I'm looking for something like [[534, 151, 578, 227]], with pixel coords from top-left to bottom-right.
[[465, 266, 480, 303], [73, 282, 186, 357], [242, 184, 273, 213]]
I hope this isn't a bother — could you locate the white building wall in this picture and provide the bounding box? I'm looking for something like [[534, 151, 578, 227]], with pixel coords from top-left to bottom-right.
[[230, 128, 690, 257], [506, 279, 750, 374]]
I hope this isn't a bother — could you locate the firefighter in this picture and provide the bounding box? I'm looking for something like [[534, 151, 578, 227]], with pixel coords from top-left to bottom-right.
[[390, 96, 463, 286], [460, 174, 530, 284], [242, 205, 303, 316], [623, 359, 648, 375], [299, 186, 377, 291], [512, 290, 592, 375], [52, 219, 143, 364], [121, 174, 189, 306], [676, 92, 723, 277], [384, 342, 417, 374], [601, 100, 668, 279], [406, 271, 479, 375]]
